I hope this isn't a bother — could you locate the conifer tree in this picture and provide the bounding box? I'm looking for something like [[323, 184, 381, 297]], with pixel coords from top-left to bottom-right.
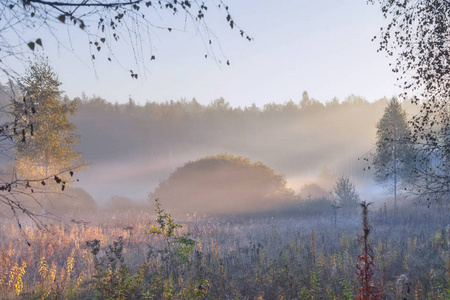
[[373, 98, 415, 211], [369, 0, 450, 202]]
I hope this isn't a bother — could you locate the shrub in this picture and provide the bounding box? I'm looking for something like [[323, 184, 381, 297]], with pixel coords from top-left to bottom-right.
[[149, 154, 295, 215]]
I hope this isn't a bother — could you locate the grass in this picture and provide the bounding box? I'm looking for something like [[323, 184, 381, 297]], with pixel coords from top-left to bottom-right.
[[0, 201, 448, 299]]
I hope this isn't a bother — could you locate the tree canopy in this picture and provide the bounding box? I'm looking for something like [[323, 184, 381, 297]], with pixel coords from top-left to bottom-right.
[[369, 0, 450, 202], [149, 154, 295, 216], [13, 58, 83, 183], [373, 98, 415, 209], [0, 58, 85, 230]]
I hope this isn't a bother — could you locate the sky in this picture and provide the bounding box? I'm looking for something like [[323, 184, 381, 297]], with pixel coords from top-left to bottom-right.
[[8, 0, 400, 108], [0, 0, 402, 202]]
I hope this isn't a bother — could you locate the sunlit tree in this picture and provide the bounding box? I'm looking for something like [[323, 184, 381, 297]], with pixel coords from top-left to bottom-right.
[[12, 58, 83, 216]]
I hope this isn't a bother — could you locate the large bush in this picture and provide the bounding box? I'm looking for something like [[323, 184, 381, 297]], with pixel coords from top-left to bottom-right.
[[149, 154, 295, 215]]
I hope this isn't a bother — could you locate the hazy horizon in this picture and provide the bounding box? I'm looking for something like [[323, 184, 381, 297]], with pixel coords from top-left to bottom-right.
[[63, 92, 419, 207]]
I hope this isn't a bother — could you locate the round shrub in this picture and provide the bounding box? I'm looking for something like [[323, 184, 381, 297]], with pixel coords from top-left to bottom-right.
[[149, 154, 294, 215]]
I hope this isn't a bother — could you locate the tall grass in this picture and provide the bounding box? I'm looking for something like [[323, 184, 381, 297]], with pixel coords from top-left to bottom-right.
[[0, 202, 448, 299]]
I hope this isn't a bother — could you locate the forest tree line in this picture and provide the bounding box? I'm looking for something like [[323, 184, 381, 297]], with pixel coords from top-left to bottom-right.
[[68, 91, 419, 200], [0, 81, 421, 204]]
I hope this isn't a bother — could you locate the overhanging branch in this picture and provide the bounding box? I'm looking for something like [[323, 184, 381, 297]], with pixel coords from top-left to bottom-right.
[[28, 0, 143, 8]]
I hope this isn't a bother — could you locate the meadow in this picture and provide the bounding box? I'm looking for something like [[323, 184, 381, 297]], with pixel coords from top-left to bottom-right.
[[0, 200, 449, 300]]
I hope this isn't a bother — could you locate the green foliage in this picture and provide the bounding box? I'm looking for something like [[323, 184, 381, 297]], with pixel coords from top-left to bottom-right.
[[147, 198, 195, 264], [298, 269, 322, 299], [86, 238, 147, 300], [341, 279, 354, 300], [12, 57, 83, 183], [148, 198, 182, 238], [83, 199, 203, 299]]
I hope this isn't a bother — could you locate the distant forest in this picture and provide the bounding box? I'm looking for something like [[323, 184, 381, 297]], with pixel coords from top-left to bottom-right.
[[0, 84, 419, 201], [68, 92, 418, 201]]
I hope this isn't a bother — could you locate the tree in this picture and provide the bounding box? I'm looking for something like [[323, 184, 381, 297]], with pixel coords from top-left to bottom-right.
[[333, 176, 360, 209], [369, 0, 450, 202], [12, 58, 83, 216], [0, 0, 250, 78], [0, 1, 248, 230], [300, 91, 311, 108], [300, 91, 323, 110], [373, 98, 415, 210], [13, 58, 82, 180], [149, 154, 295, 216]]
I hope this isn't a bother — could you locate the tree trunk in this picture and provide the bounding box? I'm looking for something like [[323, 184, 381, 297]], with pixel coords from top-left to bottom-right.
[[393, 127, 398, 213]]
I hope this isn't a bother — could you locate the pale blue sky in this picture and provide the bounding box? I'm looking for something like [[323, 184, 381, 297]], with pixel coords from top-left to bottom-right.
[[16, 0, 399, 107]]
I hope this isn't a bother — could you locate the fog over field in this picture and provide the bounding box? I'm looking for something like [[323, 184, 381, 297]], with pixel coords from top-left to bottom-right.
[[67, 94, 418, 208], [0, 1, 449, 298], [0, 86, 421, 212]]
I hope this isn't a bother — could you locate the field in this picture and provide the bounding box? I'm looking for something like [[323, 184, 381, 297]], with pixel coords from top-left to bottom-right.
[[0, 201, 449, 300]]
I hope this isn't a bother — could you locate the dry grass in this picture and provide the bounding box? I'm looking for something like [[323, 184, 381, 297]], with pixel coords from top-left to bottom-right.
[[0, 203, 448, 299]]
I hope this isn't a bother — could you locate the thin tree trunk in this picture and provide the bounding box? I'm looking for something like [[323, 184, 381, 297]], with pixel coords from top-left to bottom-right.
[[394, 127, 398, 213], [394, 167, 397, 212]]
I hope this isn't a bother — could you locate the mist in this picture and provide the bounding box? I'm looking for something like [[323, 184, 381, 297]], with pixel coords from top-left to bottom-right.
[[0, 84, 420, 213], [62, 93, 420, 212]]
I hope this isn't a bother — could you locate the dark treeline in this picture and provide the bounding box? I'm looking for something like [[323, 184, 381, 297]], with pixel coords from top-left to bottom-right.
[[69, 92, 418, 202]]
